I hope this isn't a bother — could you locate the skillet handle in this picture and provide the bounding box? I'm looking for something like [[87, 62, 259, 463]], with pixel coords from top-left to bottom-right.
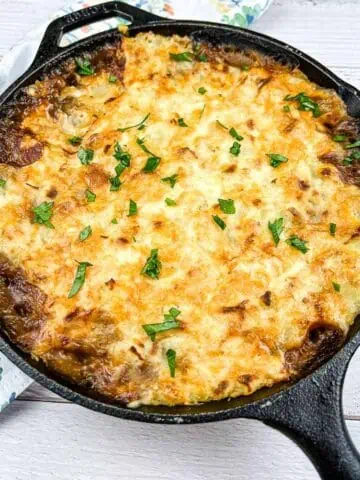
[[251, 329, 360, 479], [30, 1, 164, 70]]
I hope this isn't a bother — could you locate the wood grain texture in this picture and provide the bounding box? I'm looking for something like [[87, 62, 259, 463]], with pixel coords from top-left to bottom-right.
[[0, 0, 359, 479]]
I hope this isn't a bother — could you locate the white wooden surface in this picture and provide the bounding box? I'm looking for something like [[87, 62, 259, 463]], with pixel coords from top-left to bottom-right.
[[0, 1, 360, 478]]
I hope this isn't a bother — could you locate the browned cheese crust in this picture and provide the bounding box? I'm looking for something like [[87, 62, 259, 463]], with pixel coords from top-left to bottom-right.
[[0, 32, 359, 406]]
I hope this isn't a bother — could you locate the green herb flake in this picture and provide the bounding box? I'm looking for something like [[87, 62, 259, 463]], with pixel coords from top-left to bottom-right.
[[286, 235, 309, 254], [165, 197, 177, 206], [329, 223, 337, 236], [141, 249, 162, 279], [79, 225, 92, 242], [142, 308, 181, 341], [118, 113, 150, 132], [333, 134, 346, 143], [78, 148, 94, 166], [242, 65, 250, 71], [113, 142, 131, 168], [109, 175, 122, 192], [166, 349, 176, 377], [0, 178, 6, 189], [283, 105, 290, 113], [218, 198, 235, 215], [197, 52, 208, 62], [333, 282, 341, 292], [212, 215, 226, 230], [169, 51, 193, 62], [284, 92, 321, 118], [345, 140, 360, 149], [68, 136, 82, 146], [343, 157, 353, 166], [108, 75, 118, 83], [268, 218, 284, 246], [198, 87, 207, 95], [85, 189, 96, 203], [230, 141, 241, 156], [75, 58, 95, 76], [136, 137, 157, 157], [216, 120, 228, 130], [142, 156, 161, 173], [161, 174, 178, 188], [229, 128, 244, 142], [111, 218, 118, 224], [68, 262, 92, 299], [267, 153, 288, 168], [32, 201, 55, 229], [128, 199, 138, 216], [178, 118, 188, 127]]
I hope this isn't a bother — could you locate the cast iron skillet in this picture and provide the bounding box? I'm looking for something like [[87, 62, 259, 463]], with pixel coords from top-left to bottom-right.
[[0, 2, 360, 478]]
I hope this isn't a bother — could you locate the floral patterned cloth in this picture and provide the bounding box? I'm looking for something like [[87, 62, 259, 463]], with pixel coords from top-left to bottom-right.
[[0, 0, 272, 411]]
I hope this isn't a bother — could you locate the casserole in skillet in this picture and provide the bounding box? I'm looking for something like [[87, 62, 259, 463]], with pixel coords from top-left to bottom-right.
[[0, 29, 359, 408]]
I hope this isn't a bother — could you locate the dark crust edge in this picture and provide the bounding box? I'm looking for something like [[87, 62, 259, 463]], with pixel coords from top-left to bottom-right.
[[0, 39, 125, 168]]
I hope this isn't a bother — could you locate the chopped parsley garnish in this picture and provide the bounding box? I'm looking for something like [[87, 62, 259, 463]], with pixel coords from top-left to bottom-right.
[[333, 134, 346, 143], [32, 201, 54, 229], [333, 282, 341, 292], [68, 136, 82, 146], [198, 87, 207, 95], [267, 153, 288, 168], [242, 65, 250, 71], [166, 349, 176, 377], [165, 197, 177, 206], [79, 225, 92, 242], [161, 174, 178, 188], [110, 142, 131, 191], [330, 223, 336, 236], [229, 128, 244, 142], [169, 48, 207, 63], [218, 198, 235, 215], [0, 178, 6, 189], [216, 120, 228, 130], [118, 113, 150, 132], [284, 92, 321, 118], [346, 140, 360, 149], [212, 215, 226, 230], [111, 218, 118, 224], [230, 141, 241, 156], [113, 142, 131, 170], [286, 235, 309, 253], [68, 261, 92, 298], [169, 51, 193, 62], [141, 249, 162, 279], [137, 138, 161, 172], [268, 218, 284, 246], [283, 105, 290, 113], [128, 199, 138, 216], [142, 308, 181, 341], [343, 150, 360, 166], [75, 58, 95, 76], [78, 148, 94, 166], [108, 75, 118, 83], [178, 118, 188, 127], [109, 175, 122, 192], [85, 189, 96, 203], [143, 156, 161, 173]]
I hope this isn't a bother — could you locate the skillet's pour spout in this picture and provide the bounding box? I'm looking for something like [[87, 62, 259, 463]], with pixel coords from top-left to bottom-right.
[[241, 327, 360, 480]]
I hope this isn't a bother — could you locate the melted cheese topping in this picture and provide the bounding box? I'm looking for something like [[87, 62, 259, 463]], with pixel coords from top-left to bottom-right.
[[0, 33, 359, 406]]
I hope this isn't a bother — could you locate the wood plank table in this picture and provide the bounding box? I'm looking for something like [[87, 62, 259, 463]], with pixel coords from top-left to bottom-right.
[[0, 1, 359, 478]]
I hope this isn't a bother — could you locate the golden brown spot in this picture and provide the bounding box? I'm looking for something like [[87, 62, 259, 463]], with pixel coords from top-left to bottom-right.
[[130, 345, 144, 361], [47, 186, 58, 199], [298, 179, 310, 191], [252, 198, 262, 207], [105, 278, 116, 290], [85, 164, 109, 189], [321, 168, 332, 176], [224, 164, 237, 173], [214, 380, 229, 395], [282, 118, 297, 134], [247, 119, 255, 129], [260, 291, 272, 306], [117, 237, 129, 244]]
